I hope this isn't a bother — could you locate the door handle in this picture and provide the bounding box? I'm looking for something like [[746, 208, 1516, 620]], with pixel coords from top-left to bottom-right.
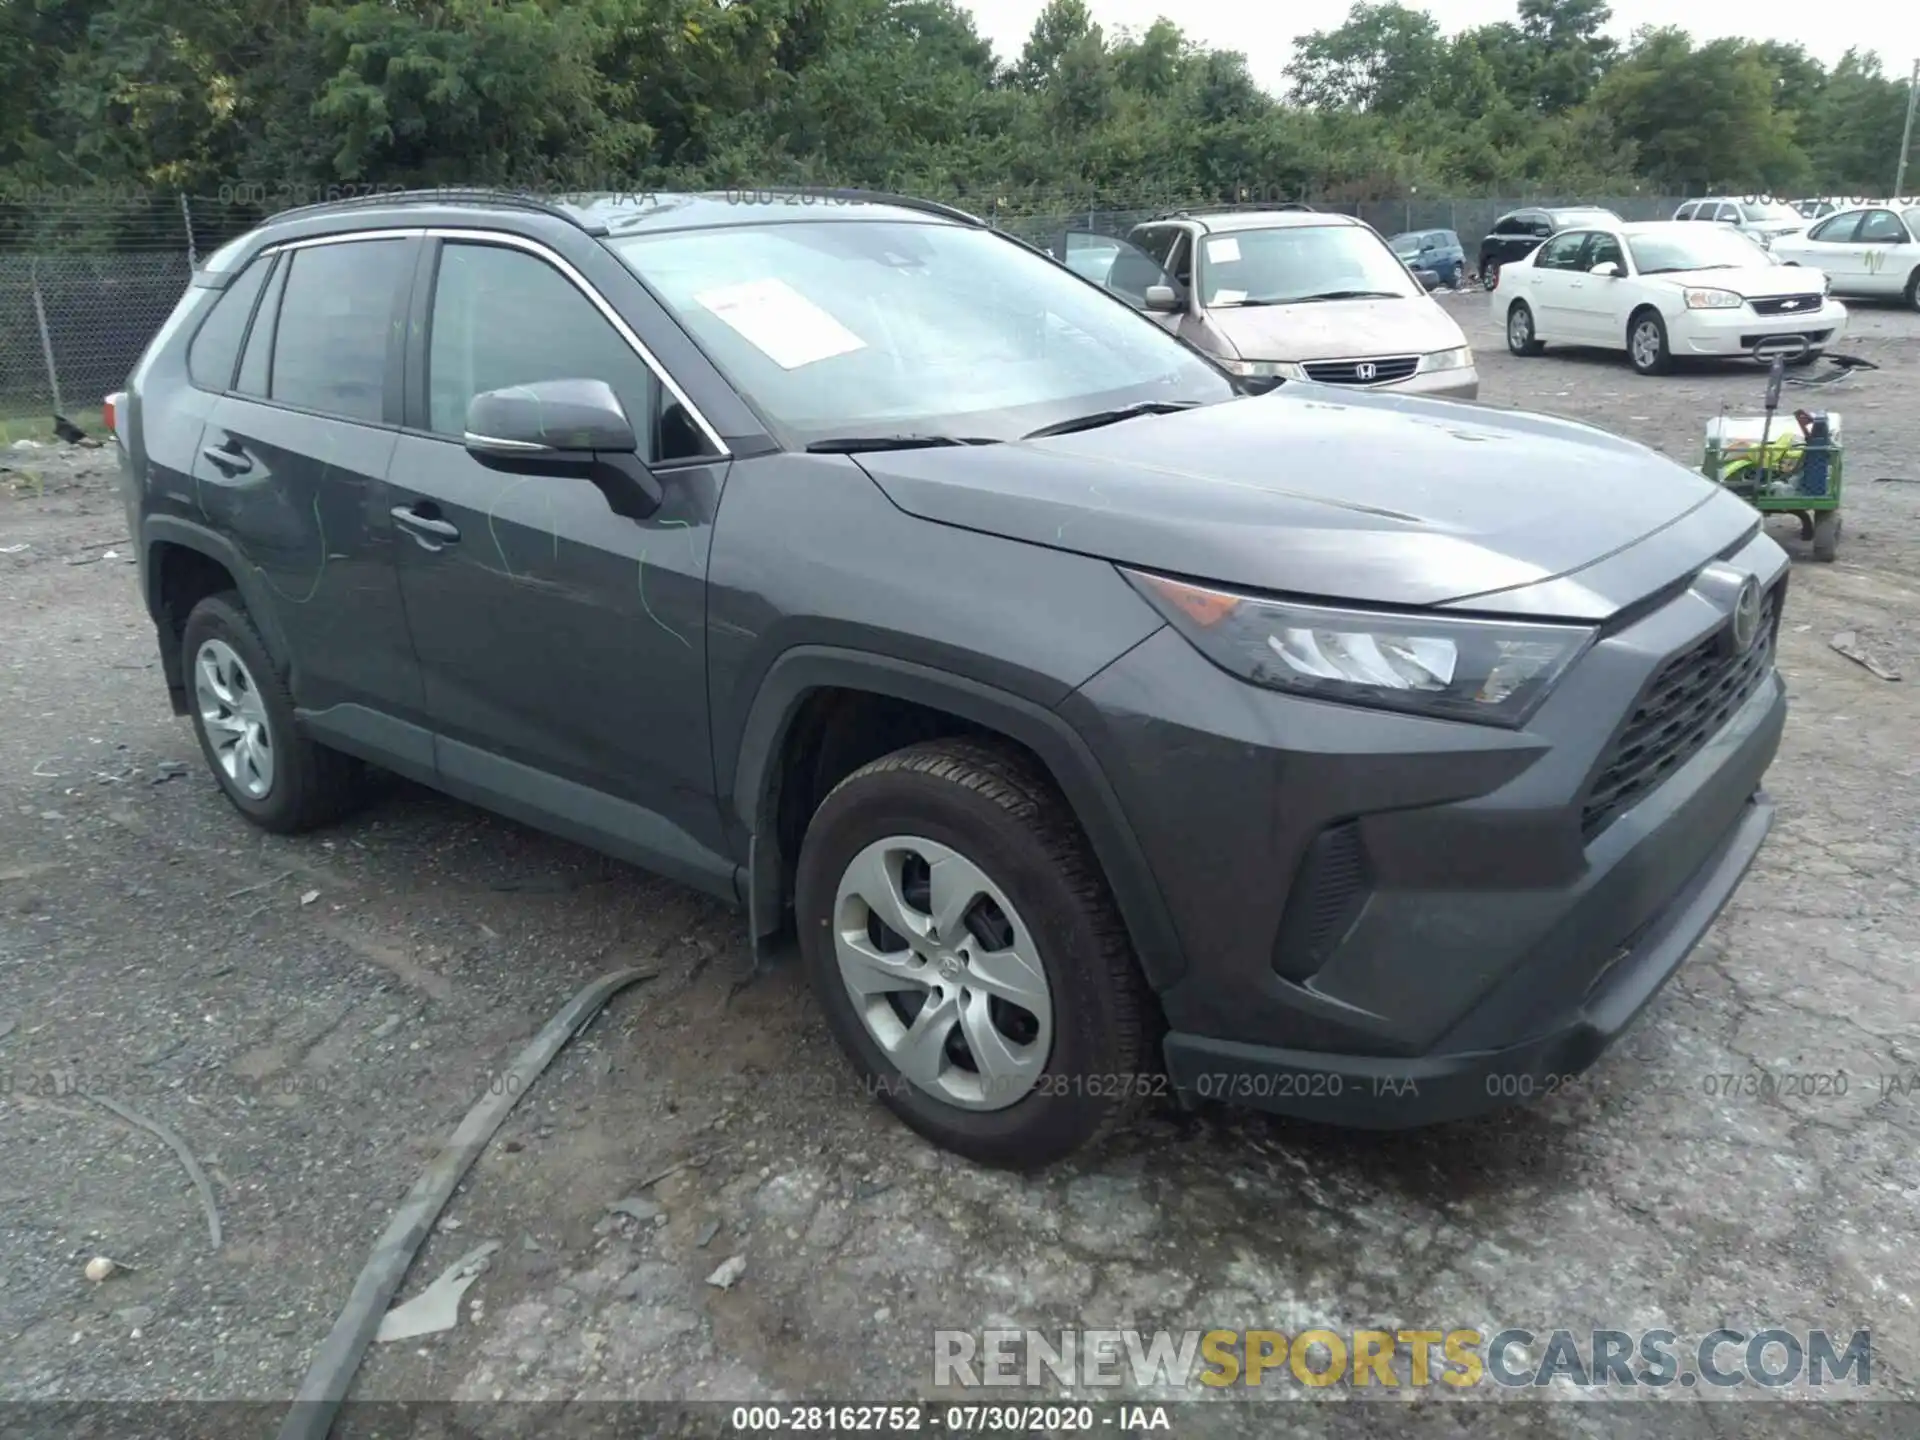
[[201, 443, 251, 475], [390, 505, 461, 549]]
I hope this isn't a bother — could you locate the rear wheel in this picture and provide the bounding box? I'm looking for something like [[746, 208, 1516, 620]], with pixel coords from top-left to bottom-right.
[[795, 739, 1155, 1169], [1628, 309, 1673, 376], [1506, 301, 1544, 356], [182, 593, 379, 833], [1480, 261, 1500, 291], [1905, 267, 1920, 312]]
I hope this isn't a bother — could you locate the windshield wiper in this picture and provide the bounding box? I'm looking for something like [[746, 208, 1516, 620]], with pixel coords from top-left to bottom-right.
[[1020, 400, 1200, 440], [1287, 289, 1405, 302], [804, 434, 1000, 454]]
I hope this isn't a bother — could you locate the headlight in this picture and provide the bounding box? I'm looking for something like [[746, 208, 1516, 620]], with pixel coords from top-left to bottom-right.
[[1420, 345, 1473, 373], [1684, 288, 1743, 309], [1219, 358, 1308, 380], [1124, 570, 1594, 727]]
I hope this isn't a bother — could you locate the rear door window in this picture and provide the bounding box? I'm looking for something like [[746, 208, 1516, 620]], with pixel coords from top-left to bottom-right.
[[1807, 213, 1860, 243], [1675, 203, 1699, 221], [235, 256, 286, 397], [1857, 209, 1908, 244], [1535, 232, 1588, 269], [269, 238, 412, 424], [187, 257, 271, 392]]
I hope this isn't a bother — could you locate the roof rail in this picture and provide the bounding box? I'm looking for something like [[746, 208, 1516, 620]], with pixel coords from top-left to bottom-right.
[[736, 187, 989, 227], [265, 187, 611, 237]]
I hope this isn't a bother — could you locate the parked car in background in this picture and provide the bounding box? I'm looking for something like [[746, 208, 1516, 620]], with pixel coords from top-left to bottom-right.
[[1672, 197, 1806, 248], [1493, 220, 1847, 375], [1057, 232, 1122, 283], [1388, 228, 1466, 288], [1792, 198, 1841, 220], [1477, 206, 1622, 290], [1075, 208, 1478, 398], [1769, 204, 1920, 309], [115, 187, 1787, 1166]]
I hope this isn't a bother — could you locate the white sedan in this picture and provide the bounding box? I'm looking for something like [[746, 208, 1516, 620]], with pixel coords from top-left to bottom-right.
[[1490, 221, 1848, 375], [1769, 204, 1920, 309]]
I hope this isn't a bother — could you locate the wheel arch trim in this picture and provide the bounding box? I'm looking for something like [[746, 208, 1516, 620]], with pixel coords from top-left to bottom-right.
[[730, 646, 1188, 991], [143, 516, 294, 712]]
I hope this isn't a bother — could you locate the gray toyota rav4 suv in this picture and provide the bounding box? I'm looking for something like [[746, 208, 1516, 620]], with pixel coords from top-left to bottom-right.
[[115, 188, 1787, 1168]]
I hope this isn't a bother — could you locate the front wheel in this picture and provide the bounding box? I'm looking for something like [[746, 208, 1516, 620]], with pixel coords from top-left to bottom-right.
[[1628, 309, 1673, 376], [1506, 301, 1544, 356], [794, 740, 1156, 1169]]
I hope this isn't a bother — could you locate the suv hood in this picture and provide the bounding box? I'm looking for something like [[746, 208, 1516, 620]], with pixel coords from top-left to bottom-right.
[[1644, 265, 1818, 299], [1211, 295, 1464, 362], [859, 386, 1758, 619]]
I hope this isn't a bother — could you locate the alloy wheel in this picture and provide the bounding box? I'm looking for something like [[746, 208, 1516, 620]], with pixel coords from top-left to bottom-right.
[[831, 835, 1053, 1111], [1507, 306, 1533, 351], [194, 638, 275, 799], [1631, 320, 1662, 371]]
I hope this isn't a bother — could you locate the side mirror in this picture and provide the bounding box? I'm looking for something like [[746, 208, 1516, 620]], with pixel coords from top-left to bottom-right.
[[463, 378, 661, 518], [1143, 284, 1181, 313], [465, 378, 638, 462], [1590, 261, 1622, 278]]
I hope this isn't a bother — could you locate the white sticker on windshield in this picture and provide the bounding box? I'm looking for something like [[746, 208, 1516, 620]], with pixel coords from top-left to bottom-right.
[[1205, 236, 1242, 264], [692, 278, 867, 369], [1213, 288, 1249, 305]]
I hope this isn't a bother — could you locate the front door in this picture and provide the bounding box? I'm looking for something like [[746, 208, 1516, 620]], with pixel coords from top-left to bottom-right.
[[1525, 230, 1591, 340], [383, 235, 734, 888]]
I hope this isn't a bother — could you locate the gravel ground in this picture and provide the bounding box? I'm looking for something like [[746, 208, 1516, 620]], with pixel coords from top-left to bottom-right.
[[1, 295, 1917, 1435]]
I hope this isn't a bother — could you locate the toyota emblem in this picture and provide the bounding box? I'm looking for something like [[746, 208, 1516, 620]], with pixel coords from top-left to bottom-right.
[[1355, 361, 1378, 381], [1730, 576, 1761, 653]]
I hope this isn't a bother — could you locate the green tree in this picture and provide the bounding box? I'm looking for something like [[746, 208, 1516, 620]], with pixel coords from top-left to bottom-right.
[[1286, 3, 1444, 114]]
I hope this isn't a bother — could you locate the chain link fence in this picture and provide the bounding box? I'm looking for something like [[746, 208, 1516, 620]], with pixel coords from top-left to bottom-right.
[[0, 188, 1690, 426]]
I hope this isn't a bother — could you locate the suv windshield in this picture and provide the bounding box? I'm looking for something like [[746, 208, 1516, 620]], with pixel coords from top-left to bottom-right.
[[1739, 200, 1800, 223], [1628, 227, 1770, 274], [1196, 225, 1418, 306], [611, 219, 1232, 445]]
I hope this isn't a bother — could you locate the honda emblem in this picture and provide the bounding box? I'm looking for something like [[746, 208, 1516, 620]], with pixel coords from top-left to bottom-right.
[[1355, 361, 1378, 381]]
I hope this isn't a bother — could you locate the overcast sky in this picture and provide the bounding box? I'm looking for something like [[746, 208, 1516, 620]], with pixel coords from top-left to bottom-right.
[[959, 0, 1920, 94]]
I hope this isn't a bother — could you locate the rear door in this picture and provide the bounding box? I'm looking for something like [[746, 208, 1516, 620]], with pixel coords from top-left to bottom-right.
[[190, 233, 426, 740], [382, 233, 735, 886], [1525, 230, 1591, 338], [1852, 208, 1913, 295]]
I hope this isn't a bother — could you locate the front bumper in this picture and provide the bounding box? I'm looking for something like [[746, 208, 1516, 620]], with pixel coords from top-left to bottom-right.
[[1672, 299, 1849, 356], [1061, 531, 1788, 1127], [1381, 365, 1479, 401]]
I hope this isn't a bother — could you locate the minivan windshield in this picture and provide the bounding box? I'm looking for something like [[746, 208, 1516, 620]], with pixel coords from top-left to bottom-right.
[[1196, 225, 1419, 307], [1628, 226, 1771, 274], [610, 219, 1234, 446]]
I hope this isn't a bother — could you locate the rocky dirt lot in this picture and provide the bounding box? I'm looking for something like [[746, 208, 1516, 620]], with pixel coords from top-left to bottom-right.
[[1, 295, 1917, 1437]]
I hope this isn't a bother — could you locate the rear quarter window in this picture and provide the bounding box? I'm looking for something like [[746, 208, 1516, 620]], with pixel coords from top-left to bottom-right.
[[186, 257, 271, 392]]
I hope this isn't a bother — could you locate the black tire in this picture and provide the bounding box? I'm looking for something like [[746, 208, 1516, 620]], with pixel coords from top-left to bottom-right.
[[794, 739, 1156, 1169], [180, 592, 377, 833], [1905, 268, 1920, 313], [1505, 300, 1544, 356], [1812, 510, 1841, 562], [1480, 261, 1499, 291], [1627, 308, 1673, 376]]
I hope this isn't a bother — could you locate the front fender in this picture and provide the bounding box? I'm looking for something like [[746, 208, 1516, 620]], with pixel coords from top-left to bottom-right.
[[729, 647, 1189, 992]]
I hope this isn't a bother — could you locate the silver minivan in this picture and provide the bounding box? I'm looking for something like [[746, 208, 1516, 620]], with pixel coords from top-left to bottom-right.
[[1065, 209, 1478, 400]]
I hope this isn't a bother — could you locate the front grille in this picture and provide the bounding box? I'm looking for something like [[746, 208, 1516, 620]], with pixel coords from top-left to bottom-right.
[[1580, 584, 1782, 842], [1739, 329, 1831, 349], [1303, 355, 1419, 385], [1750, 295, 1824, 317]]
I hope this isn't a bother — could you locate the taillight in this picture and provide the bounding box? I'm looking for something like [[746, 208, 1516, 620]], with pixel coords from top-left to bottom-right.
[[104, 392, 124, 439]]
